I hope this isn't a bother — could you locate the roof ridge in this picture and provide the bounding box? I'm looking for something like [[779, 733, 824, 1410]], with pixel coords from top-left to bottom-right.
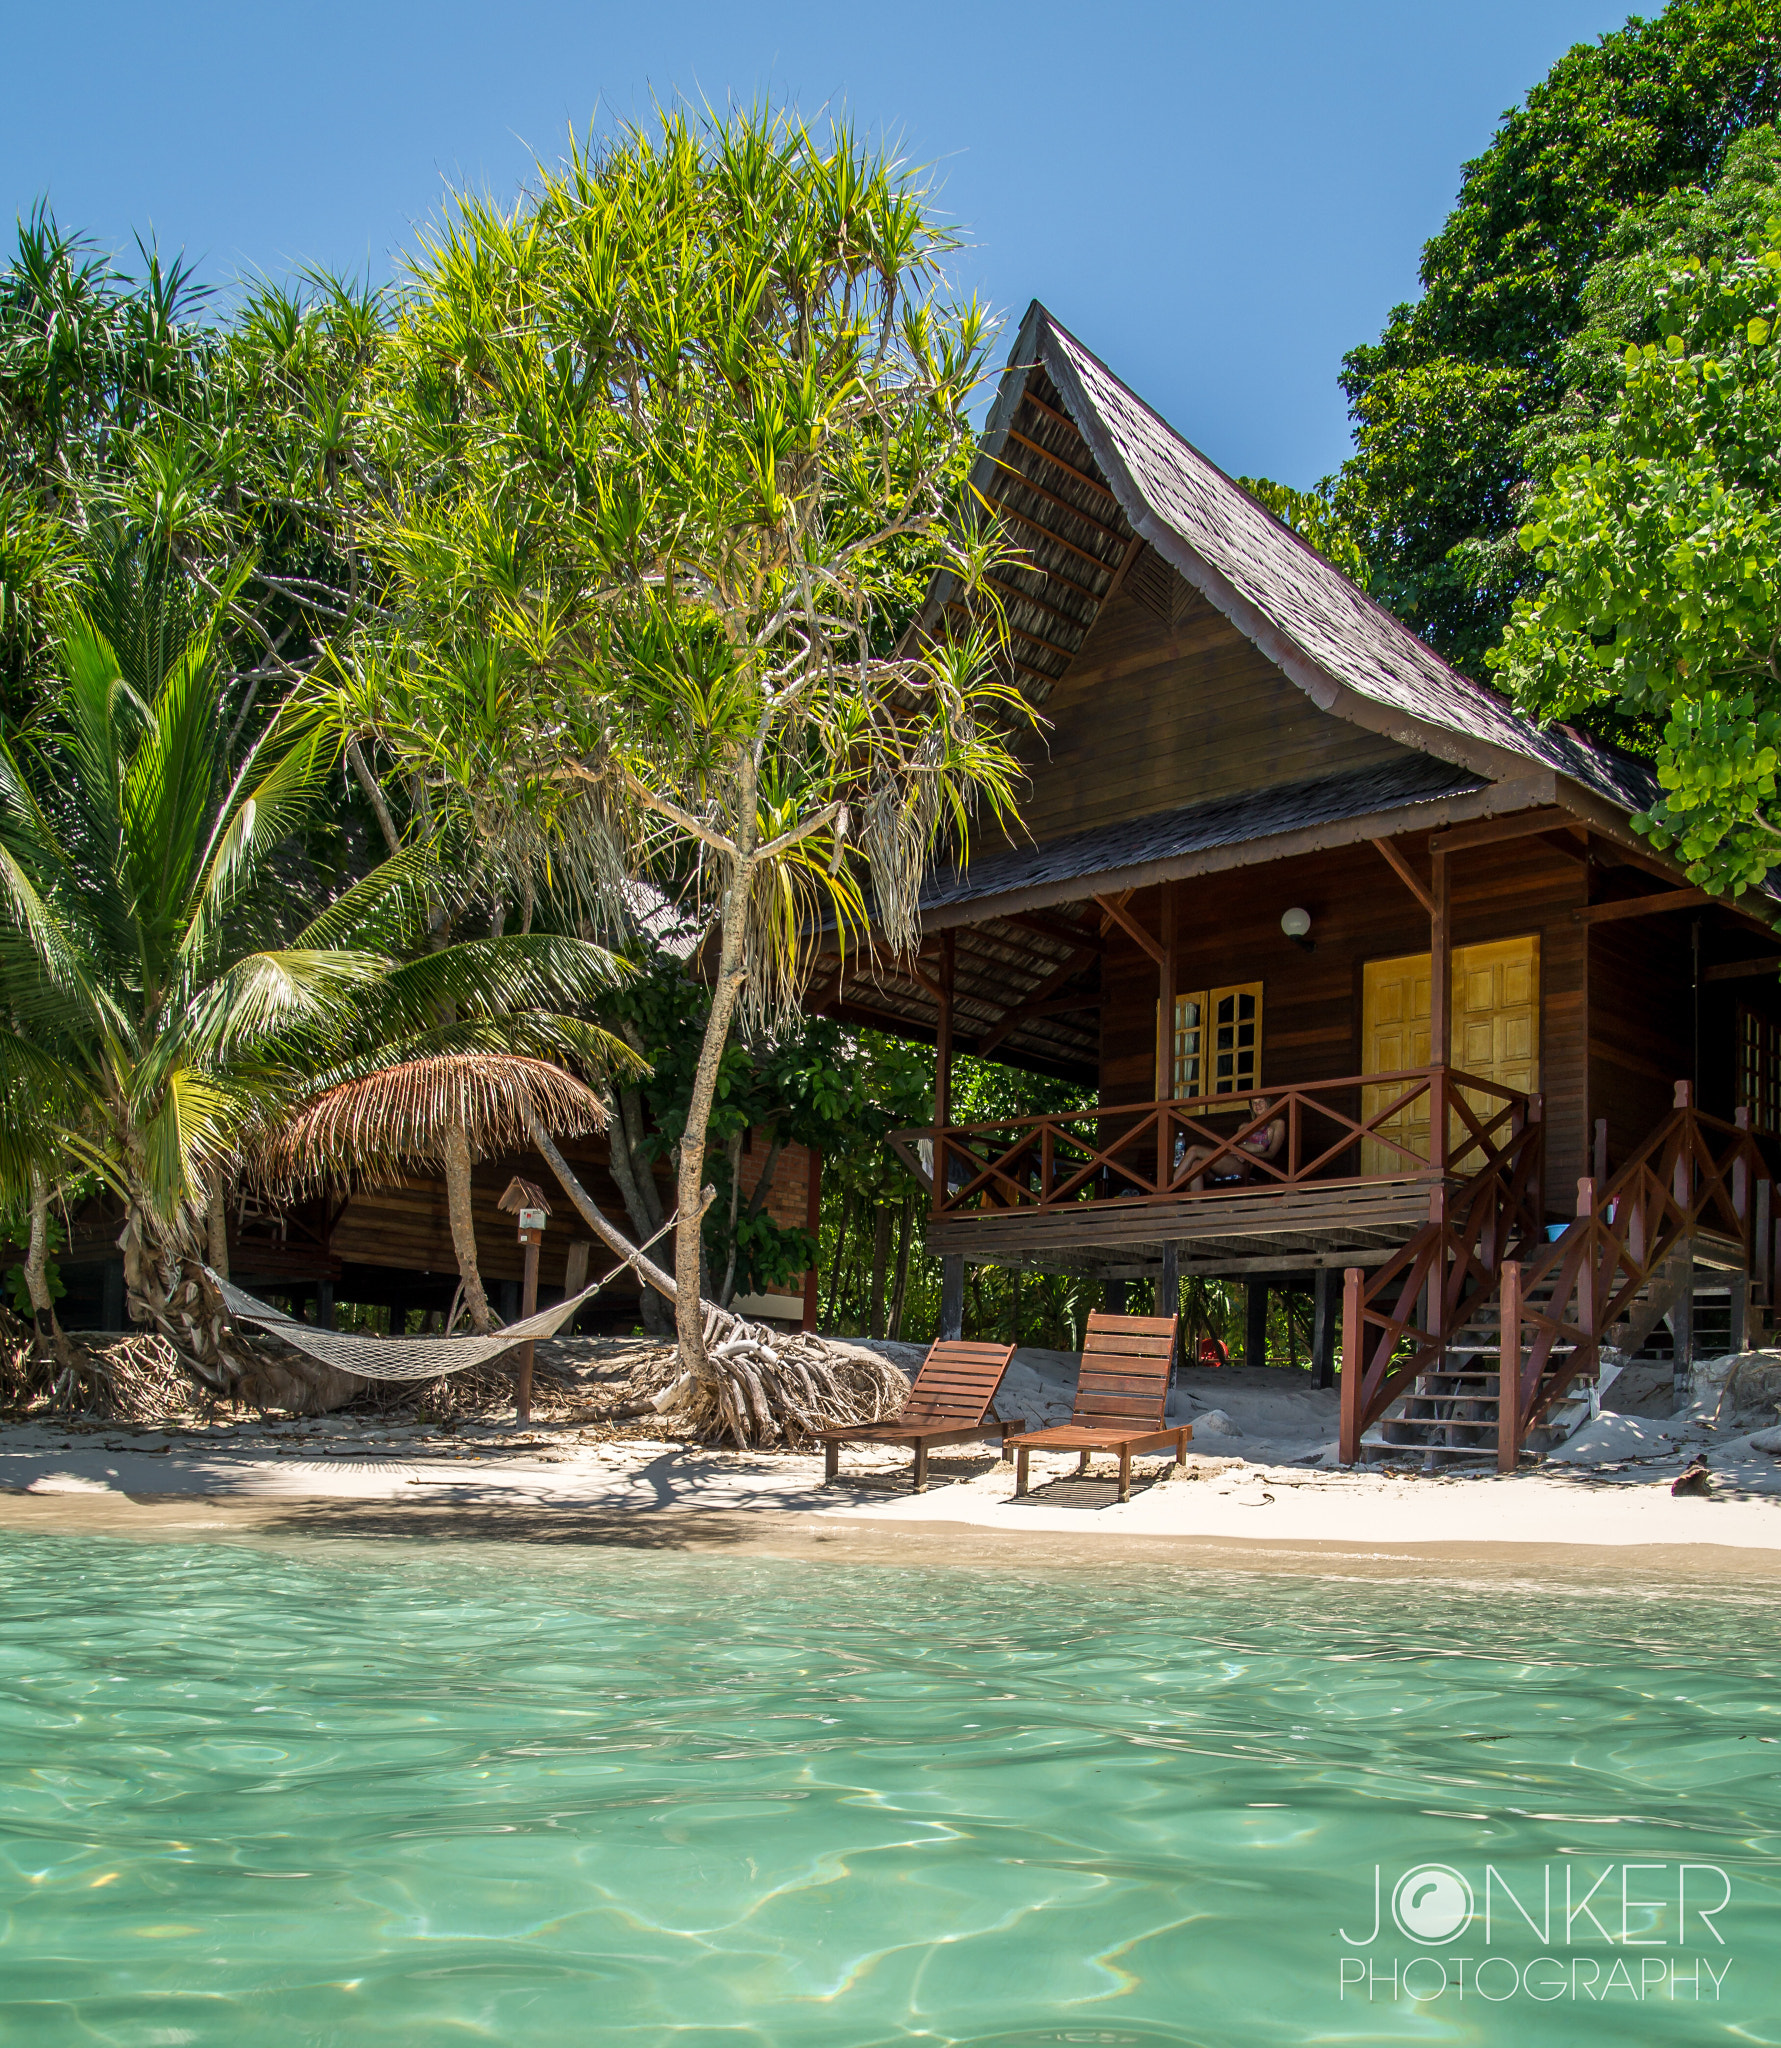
[[1019, 303, 1657, 818]]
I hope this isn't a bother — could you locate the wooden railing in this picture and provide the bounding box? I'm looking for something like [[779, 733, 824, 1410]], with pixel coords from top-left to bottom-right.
[[1341, 1081, 1774, 1467], [906, 1067, 1534, 1219]]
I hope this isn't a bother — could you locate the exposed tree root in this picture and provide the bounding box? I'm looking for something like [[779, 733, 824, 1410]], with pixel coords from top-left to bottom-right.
[[132, 1258, 363, 1416], [628, 1306, 908, 1449]]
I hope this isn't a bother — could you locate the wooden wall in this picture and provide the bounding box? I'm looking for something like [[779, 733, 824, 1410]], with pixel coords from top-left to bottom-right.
[[329, 1126, 815, 1305], [1587, 918, 1692, 1172], [1094, 831, 1592, 1210], [1590, 912, 1781, 1161], [998, 573, 1416, 843]]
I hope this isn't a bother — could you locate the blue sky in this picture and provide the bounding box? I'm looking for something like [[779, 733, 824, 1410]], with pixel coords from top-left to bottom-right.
[[4, 0, 1635, 488]]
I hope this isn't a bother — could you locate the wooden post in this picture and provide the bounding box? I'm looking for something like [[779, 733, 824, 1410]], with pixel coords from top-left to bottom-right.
[[939, 1254, 965, 1340], [1312, 1266, 1337, 1389], [1528, 1092, 1545, 1230], [1156, 886, 1177, 1189], [935, 931, 956, 1130], [1593, 1118, 1609, 1185], [802, 1149, 822, 1332], [1575, 1177, 1596, 1345], [516, 1232, 539, 1422], [498, 1177, 552, 1426], [1104, 1276, 1127, 1315], [1672, 1251, 1694, 1403], [1246, 1279, 1269, 1370], [1158, 1241, 1179, 1336], [1339, 1267, 1363, 1464], [314, 1281, 335, 1331], [1498, 1260, 1523, 1474], [1734, 1105, 1751, 1228], [1429, 846, 1450, 1066], [1757, 1179, 1773, 1308]]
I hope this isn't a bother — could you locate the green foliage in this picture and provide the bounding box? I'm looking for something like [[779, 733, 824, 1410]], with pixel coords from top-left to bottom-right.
[[1332, 0, 1781, 677], [357, 106, 1028, 1013], [350, 107, 1034, 1345], [0, 209, 388, 745], [1491, 203, 1781, 891], [0, 562, 624, 1276]]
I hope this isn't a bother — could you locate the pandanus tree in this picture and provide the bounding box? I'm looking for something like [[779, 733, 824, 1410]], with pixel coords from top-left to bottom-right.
[[0, 562, 629, 1400], [358, 107, 1032, 1432]]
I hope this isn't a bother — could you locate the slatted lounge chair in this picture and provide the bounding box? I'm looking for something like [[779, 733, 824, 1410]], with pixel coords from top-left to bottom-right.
[[819, 1339, 1020, 1492], [1013, 1312, 1189, 1503]]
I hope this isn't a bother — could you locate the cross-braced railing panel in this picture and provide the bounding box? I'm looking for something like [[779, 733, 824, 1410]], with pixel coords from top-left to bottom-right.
[[909, 1066, 1532, 1220]]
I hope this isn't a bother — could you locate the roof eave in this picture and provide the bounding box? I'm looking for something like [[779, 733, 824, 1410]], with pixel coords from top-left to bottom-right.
[[918, 776, 1550, 931]]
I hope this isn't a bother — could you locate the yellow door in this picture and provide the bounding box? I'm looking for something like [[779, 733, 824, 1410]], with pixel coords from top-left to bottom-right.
[[1361, 953, 1432, 1173], [1361, 937, 1539, 1174]]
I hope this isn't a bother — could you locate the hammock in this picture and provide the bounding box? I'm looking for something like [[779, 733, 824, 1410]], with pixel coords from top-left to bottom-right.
[[206, 1270, 615, 1382]]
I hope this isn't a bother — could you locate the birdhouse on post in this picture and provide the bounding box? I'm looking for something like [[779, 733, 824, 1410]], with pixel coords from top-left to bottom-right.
[[498, 1178, 552, 1423]]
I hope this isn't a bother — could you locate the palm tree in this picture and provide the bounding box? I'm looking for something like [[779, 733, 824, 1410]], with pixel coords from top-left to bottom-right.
[[0, 561, 629, 1397]]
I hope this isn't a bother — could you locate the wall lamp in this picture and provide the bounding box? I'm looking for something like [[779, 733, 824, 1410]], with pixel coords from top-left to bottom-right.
[[1281, 906, 1315, 953]]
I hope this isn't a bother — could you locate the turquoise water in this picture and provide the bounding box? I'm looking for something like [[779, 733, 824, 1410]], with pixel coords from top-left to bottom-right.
[[1, 1536, 1779, 2046]]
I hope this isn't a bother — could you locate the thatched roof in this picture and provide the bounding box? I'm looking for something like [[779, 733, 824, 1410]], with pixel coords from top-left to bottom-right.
[[254, 1054, 605, 1193]]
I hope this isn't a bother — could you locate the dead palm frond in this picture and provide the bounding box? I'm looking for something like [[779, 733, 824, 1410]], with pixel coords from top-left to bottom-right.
[[252, 1052, 606, 1193]]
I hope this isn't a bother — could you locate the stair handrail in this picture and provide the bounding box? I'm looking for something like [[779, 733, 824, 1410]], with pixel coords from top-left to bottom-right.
[[1496, 1084, 1773, 1458], [1341, 1083, 1772, 1467]]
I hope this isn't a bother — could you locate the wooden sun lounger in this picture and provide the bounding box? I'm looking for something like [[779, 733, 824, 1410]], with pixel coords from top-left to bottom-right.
[[819, 1339, 1020, 1492], [1013, 1312, 1189, 1503]]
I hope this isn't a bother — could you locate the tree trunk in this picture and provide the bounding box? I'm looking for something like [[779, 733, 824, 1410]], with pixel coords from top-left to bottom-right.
[[888, 1192, 914, 1339], [601, 1086, 669, 1335], [23, 1169, 76, 1374], [442, 1121, 494, 1332], [523, 1112, 683, 1304], [206, 1182, 230, 1281], [674, 884, 749, 1380], [718, 1126, 744, 1307], [824, 1189, 852, 1329], [618, 1087, 664, 1224], [869, 1203, 892, 1338], [347, 736, 401, 856]]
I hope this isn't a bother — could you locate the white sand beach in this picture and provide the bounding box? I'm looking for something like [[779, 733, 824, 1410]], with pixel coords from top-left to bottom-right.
[[6, 1339, 1781, 1565]]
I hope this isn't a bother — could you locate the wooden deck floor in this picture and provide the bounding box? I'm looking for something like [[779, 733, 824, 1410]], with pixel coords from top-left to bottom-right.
[[927, 1177, 1437, 1280]]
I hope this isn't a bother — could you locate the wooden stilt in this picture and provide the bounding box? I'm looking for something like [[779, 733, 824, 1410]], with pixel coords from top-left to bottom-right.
[[1246, 1279, 1268, 1369], [1498, 1259, 1523, 1474], [1672, 1250, 1695, 1402], [940, 1255, 965, 1341], [1312, 1266, 1336, 1389], [1339, 1267, 1363, 1464]]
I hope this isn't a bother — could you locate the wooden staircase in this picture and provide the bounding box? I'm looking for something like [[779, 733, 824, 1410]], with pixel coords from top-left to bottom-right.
[[1341, 1082, 1775, 1470], [1365, 1263, 1760, 1465]]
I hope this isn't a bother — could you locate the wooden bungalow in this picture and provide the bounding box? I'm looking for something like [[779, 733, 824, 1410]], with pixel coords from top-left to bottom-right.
[[812, 303, 1781, 1467], [38, 1130, 820, 1337]]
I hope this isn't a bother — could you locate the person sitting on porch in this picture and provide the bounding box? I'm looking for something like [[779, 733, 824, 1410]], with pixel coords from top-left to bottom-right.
[[1173, 1096, 1286, 1191]]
